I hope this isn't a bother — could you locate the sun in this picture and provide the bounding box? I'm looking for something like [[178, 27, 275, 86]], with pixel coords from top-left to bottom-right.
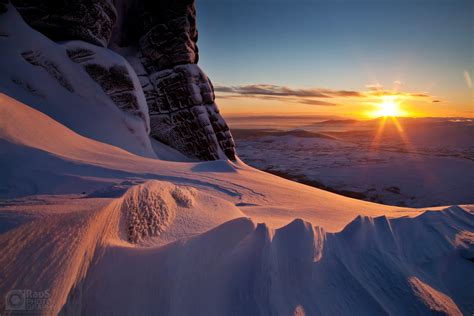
[[373, 96, 402, 117]]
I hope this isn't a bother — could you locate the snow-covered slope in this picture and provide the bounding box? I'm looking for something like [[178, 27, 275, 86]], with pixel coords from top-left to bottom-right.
[[0, 94, 428, 230], [1, 181, 472, 315], [0, 3, 473, 316], [1, 90, 473, 315]]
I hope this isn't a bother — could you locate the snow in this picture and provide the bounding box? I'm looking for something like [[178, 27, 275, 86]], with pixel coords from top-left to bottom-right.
[[232, 118, 474, 207], [409, 277, 462, 316], [0, 4, 473, 315], [116, 180, 244, 245], [62, 40, 151, 133], [0, 7, 155, 158], [1, 93, 473, 315], [1, 93, 427, 232]]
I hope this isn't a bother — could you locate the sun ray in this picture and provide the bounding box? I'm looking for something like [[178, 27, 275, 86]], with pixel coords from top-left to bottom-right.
[[370, 116, 388, 150]]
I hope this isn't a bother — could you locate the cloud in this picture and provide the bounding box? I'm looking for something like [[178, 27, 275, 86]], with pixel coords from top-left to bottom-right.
[[215, 83, 434, 106], [432, 100, 441, 103], [214, 84, 364, 98], [297, 99, 338, 106], [216, 92, 337, 106]]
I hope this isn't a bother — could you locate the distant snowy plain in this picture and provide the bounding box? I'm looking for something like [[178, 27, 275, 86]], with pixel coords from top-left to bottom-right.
[[230, 117, 474, 207]]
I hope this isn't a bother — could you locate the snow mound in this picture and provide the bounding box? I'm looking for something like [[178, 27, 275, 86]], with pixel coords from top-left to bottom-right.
[[120, 181, 177, 244], [116, 180, 245, 245]]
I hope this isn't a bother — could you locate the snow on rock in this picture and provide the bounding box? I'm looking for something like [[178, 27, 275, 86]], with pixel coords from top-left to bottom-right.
[[11, 0, 117, 47], [136, 0, 198, 71], [0, 6, 155, 158], [142, 61, 236, 161], [125, 0, 236, 160], [8, 0, 237, 161], [64, 40, 150, 132], [20, 49, 74, 92]]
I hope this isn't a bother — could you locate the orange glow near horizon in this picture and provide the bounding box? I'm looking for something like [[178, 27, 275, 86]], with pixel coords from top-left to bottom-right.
[[216, 90, 472, 119], [369, 96, 406, 118]]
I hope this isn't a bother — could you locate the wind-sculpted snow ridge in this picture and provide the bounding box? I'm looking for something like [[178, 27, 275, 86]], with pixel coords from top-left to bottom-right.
[[1, 180, 471, 315], [69, 203, 472, 315]]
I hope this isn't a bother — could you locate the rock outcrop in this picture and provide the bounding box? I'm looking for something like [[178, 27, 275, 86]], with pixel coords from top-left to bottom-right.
[[9, 0, 236, 160], [65, 41, 150, 131], [11, 0, 117, 47]]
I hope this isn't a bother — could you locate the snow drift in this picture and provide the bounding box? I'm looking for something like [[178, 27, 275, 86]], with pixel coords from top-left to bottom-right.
[[1, 180, 472, 314]]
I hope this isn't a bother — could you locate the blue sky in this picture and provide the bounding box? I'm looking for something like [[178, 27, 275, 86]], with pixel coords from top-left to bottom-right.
[[196, 0, 473, 117]]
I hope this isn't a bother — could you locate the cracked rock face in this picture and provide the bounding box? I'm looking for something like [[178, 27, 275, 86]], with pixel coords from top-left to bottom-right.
[[137, 0, 199, 72], [11, 0, 117, 47], [11, 0, 236, 161], [133, 0, 235, 160], [144, 64, 235, 160]]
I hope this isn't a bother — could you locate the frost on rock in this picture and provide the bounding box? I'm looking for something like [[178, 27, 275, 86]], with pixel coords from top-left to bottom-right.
[[21, 50, 74, 92], [11, 0, 117, 47], [145, 64, 235, 160], [65, 41, 150, 131], [137, 0, 199, 71], [10, 0, 237, 161], [121, 182, 176, 244], [132, 0, 236, 160]]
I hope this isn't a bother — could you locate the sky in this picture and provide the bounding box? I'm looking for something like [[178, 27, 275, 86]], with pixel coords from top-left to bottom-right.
[[196, 0, 473, 118]]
